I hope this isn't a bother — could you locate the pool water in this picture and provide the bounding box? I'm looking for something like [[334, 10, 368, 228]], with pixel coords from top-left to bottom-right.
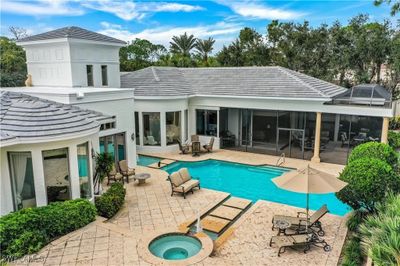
[[149, 234, 202, 260], [163, 160, 351, 216], [137, 155, 161, 166]]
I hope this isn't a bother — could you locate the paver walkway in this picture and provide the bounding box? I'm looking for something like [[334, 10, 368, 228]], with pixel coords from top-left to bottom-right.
[[11, 150, 347, 266]]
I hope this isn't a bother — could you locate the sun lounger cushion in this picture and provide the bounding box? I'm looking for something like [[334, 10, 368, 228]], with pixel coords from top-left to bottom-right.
[[179, 168, 191, 182], [272, 234, 311, 248], [170, 172, 183, 187], [173, 179, 199, 193]]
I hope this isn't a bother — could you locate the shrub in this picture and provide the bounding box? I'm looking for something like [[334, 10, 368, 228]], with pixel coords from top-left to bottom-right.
[[348, 142, 398, 169], [359, 193, 400, 266], [346, 209, 368, 232], [341, 236, 364, 266], [95, 182, 126, 219], [336, 158, 399, 212], [0, 199, 96, 259], [388, 130, 400, 149]]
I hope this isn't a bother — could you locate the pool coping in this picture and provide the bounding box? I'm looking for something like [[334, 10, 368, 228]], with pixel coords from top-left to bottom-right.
[[137, 229, 214, 265]]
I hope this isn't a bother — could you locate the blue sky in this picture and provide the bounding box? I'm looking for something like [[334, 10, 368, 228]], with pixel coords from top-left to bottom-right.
[[0, 0, 395, 51]]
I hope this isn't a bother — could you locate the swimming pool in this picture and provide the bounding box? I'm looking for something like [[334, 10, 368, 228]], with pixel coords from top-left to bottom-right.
[[137, 155, 161, 166], [163, 160, 351, 216]]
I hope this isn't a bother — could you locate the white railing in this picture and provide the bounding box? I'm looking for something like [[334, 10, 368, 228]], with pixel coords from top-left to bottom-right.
[[276, 153, 285, 166]]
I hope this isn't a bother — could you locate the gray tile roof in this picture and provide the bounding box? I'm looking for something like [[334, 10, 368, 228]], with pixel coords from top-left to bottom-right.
[[0, 90, 113, 144], [17, 26, 126, 44], [121, 66, 347, 99]]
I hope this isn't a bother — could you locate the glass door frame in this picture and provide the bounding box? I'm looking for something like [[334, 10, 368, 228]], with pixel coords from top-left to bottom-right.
[[276, 127, 305, 159]]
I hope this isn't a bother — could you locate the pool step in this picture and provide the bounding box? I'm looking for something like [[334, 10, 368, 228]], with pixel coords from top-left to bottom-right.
[[209, 205, 242, 221], [201, 216, 230, 234], [222, 197, 252, 210], [148, 158, 176, 169]]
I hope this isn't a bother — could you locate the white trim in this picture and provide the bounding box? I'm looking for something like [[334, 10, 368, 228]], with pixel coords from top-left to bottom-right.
[[0, 127, 99, 148]]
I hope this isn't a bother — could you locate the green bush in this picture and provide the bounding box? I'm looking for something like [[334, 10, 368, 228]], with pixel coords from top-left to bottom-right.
[[95, 182, 126, 219], [0, 199, 96, 259], [336, 158, 399, 212], [348, 142, 398, 168], [341, 236, 363, 266], [346, 209, 368, 232], [388, 130, 400, 149], [359, 193, 400, 266]]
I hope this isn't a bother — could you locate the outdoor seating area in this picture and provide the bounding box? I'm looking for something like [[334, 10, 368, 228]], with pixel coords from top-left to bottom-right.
[[168, 168, 201, 199], [177, 135, 215, 156]]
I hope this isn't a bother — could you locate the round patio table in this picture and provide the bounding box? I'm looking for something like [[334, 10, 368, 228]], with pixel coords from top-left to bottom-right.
[[274, 220, 290, 236], [135, 173, 151, 185]]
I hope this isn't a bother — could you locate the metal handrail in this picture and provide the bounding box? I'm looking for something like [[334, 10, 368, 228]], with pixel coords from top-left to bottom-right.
[[276, 153, 285, 166]]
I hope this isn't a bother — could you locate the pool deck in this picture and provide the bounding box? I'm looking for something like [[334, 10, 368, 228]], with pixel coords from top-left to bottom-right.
[[12, 150, 348, 266]]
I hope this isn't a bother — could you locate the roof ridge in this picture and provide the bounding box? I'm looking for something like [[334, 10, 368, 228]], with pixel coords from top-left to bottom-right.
[[150, 66, 160, 82], [277, 67, 326, 97]]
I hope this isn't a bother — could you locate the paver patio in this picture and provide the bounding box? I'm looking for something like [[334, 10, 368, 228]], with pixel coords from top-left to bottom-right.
[[11, 150, 348, 266]]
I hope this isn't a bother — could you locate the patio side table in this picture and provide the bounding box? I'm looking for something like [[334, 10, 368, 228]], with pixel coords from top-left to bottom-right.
[[273, 219, 291, 236]]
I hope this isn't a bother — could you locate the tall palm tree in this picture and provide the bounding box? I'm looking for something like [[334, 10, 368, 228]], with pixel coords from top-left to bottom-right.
[[195, 37, 215, 63], [170, 32, 197, 57]]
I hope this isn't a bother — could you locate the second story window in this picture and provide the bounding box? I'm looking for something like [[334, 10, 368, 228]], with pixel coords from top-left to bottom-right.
[[86, 65, 93, 86], [101, 65, 108, 86]]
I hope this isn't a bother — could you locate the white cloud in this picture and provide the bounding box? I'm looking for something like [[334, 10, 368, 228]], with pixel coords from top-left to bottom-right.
[[82, 1, 204, 21], [98, 21, 241, 51], [1, 0, 84, 16], [217, 0, 304, 20]]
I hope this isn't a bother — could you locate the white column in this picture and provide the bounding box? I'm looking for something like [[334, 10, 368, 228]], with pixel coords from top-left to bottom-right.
[[181, 109, 186, 142], [311, 112, 322, 163], [68, 144, 80, 199], [160, 111, 167, 147], [334, 114, 340, 142], [88, 141, 95, 201], [138, 111, 144, 147], [381, 117, 389, 144], [31, 149, 47, 206], [217, 109, 220, 138]]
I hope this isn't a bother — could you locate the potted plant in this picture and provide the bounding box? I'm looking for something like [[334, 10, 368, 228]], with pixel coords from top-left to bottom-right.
[[93, 152, 114, 195]]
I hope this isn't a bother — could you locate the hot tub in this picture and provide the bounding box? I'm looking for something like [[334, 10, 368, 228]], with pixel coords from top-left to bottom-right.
[[149, 233, 202, 260]]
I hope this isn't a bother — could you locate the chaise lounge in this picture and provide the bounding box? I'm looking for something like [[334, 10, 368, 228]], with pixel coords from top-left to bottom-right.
[[269, 232, 331, 256], [168, 168, 200, 199], [272, 204, 329, 236]]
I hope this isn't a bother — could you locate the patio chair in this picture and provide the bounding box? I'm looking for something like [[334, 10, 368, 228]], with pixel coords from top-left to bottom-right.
[[147, 136, 158, 145], [177, 139, 189, 154], [167, 168, 200, 199], [203, 137, 214, 153], [269, 232, 331, 257], [107, 165, 123, 185], [272, 204, 329, 236], [191, 135, 199, 142], [118, 160, 135, 183]]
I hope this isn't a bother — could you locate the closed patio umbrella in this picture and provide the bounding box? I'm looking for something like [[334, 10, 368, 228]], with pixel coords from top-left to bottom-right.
[[272, 165, 347, 230]]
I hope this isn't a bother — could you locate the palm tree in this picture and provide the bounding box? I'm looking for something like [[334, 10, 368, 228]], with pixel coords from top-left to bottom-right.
[[170, 32, 197, 57], [195, 37, 215, 63]]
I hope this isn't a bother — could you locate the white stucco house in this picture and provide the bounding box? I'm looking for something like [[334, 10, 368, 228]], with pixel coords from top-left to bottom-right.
[[0, 26, 394, 215]]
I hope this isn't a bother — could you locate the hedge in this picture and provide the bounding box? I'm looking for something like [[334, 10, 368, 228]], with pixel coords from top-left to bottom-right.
[[388, 130, 400, 149], [95, 182, 126, 219], [0, 199, 96, 259], [336, 158, 399, 212], [348, 142, 398, 168]]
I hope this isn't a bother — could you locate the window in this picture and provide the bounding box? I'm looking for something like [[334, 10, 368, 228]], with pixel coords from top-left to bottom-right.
[[100, 122, 116, 131], [143, 112, 161, 146], [196, 109, 217, 136], [135, 112, 140, 145], [166, 111, 181, 145], [77, 142, 91, 199], [99, 133, 126, 166], [8, 152, 36, 210], [101, 65, 108, 86], [43, 148, 70, 203], [86, 65, 93, 86]]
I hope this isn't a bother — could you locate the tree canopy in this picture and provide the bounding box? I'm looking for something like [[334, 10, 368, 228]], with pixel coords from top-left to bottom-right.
[[1, 15, 399, 96]]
